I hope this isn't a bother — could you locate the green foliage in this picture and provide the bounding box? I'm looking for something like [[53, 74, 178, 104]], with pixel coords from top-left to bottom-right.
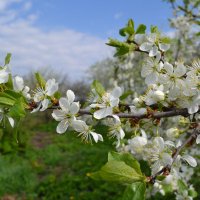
[[92, 80, 105, 96], [136, 24, 146, 34], [119, 19, 135, 36], [35, 72, 46, 88], [108, 151, 142, 175], [122, 182, 146, 200], [4, 53, 11, 65], [91, 152, 145, 184], [9, 98, 26, 119], [150, 25, 159, 33], [91, 160, 144, 183], [120, 90, 133, 101]]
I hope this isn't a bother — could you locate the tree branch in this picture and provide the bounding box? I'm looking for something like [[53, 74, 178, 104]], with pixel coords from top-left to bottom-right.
[[78, 107, 196, 119]]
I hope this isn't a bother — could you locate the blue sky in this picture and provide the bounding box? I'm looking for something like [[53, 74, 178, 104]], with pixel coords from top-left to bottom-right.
[[0, 0, 173, 80]]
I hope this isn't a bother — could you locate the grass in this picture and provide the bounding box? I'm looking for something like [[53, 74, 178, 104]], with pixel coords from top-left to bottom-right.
[[0, 114, 125, 200]]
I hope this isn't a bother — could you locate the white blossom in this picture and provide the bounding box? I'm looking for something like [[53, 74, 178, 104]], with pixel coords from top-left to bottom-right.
[[141, 58, 162, 85], [0, 108, 14, 127], [144, 84, 165, 105], [0, 66, 10, 84], [108, 115, 125, 147], [90, 87, 122, 119], [13, 76, 31, 99], [72, 120, 103, 143], [32, 79, 58, 112], [52, 90, 79, 134]]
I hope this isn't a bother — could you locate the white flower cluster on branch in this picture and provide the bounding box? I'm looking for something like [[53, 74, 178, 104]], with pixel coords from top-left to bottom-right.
[[0, 14, 199, 199]]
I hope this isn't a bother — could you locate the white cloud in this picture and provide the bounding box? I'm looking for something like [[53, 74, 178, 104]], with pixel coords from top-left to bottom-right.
[[0, 0, 22, 11], [0, 1, 112, 80]]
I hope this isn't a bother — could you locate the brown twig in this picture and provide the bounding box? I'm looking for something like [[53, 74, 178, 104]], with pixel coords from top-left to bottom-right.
[[78, 107, 195, 119]]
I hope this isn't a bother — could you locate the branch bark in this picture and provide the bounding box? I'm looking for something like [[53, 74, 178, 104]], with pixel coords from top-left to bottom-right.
[[78, 107, 196, 119]]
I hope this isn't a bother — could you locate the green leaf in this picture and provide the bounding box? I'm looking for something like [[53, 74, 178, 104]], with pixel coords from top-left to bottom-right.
[[0, 90, 25, 106], [108, 151, 142, 175], [92, 80, 105, 96], [188, 189, 198, 198], [119, 19, 135, 37], [4, 53, 11, 65], [139, 160, 151, 176], [107, 38, 126, 47], [0, 96, 15, 106], [136, 24, 146, 34], [54, 91, 61, 99], [120, 91, 133, 100], [177, 179, 187, 192], [128, 19, 134, 29], [91, 160, 145, 184], [122, 182, 146, 200], [9, 98, 26, 119], [114, 46, 130, 57], [160, 37, 171, 44], [150, 25, 159, 33], [35, 72, 46, 88], [4, 74, 13, 89]]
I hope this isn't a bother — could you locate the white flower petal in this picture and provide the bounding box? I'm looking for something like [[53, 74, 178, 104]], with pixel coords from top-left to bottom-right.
[[139, 42, 153, 52], [134, 34, 146, 44], [196, 135, 200, 144], [182, 155, 197, 167], [93, 107, 112, 119], [40, 99, 49, 111], [8, 117, 14, 127], [164, 62, 173, 75], [159, 43, 170, 52], [90, 131, 103, 143], [56, 120, 69, 134], [153, 137, 165, 151], [145, 72, 158, 84], [13, 76, 24, 91], [119, 128, 125, 139], [161, 153, 173, 165], [0, 67, 9, 84], [72, 120, 87, 132], [67, 90, 75, 104], [174, 62, 186, 77], [46, 79, 58, 96], [149, 45, 158, 57], [52, 110, 66, 121], [69, 102, 80, 114], [111, 87, 122, 98], [34, 91, 44, 102], [59, 98, 69, 112]]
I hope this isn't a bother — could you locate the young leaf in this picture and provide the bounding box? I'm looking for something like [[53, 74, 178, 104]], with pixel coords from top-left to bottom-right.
[[177, 179, 187, 192], [92, 80, 105, 96], [120, 91, 133, 100], [108, 151, 142, 175], [122, 182, 146, 200], [4, 74, 13, 89], [4, 53, 11, 65], [150, 25, 159, 33], [9, 98, 26, 119], [114, 46, 130, 57], [136, 24, 146, 34], [91, 160, 145, 184], [106, 38, 126, 47], [35, 72, 46, 88]]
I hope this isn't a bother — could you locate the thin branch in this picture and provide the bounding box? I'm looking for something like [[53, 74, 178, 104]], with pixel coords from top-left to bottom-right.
[[78, 107, 195, 119]]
